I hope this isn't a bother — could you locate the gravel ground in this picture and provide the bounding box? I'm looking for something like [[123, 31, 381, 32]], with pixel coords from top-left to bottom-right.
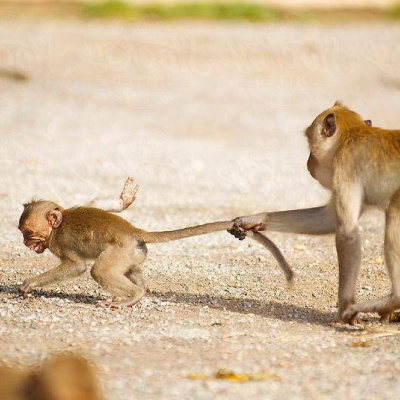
[[1, 19, 400, 400]]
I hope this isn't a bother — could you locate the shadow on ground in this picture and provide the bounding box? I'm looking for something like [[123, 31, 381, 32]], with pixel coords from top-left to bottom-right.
[[0, 284, 334, 324], [0, 284, 103, 304], [149, 290, 333, 325]]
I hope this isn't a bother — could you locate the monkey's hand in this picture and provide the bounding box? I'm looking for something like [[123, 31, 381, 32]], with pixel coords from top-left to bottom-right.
[[120, 177, 139, 211], [19, 281, 33, 298], [228, 214, 265, 240], [227, 225, 247, 240]]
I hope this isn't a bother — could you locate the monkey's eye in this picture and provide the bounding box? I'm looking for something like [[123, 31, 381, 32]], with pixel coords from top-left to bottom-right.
[[22, 229, 33, 237]]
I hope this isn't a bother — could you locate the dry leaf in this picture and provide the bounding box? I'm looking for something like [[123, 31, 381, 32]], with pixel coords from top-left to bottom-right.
[[187, 370, 280, 382], [186, 373, 207, 380], [214, 370, 249, 382], [214, 370, 280, 382], [351, 341, 372, 347], [250, 373, 281, 382]]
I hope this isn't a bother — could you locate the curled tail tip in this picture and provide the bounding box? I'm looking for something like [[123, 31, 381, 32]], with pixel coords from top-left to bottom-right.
[[286, 273, 295, 290]]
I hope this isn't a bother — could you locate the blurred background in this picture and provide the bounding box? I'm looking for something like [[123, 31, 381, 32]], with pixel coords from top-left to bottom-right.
[[1, 0, 400, 218], [2, 1, 400, 399]]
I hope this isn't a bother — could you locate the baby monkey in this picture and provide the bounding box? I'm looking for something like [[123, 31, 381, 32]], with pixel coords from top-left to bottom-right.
[[18, 178, 293, 308]]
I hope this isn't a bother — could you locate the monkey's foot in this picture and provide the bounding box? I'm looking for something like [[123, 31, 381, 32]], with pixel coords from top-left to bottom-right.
[[380, 314, 391, 324], [337, 317, 363, 326], [379, 311, 399, 324], [19, 282, 32, 298], [100, 297, 142, 309], [97, 297, 119, 308], [120, 177, 139, 210], [340, 307, 362, 325], [111, 298, 141, 308], [388, 312, 400, 323], [98, 297, 141, 309]]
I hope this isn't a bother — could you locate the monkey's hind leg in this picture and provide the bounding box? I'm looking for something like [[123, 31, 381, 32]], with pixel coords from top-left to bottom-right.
[[86, 177, 139, 213], [90, 244, 147, 308]]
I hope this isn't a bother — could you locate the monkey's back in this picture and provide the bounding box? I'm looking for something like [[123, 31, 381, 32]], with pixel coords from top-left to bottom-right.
[[50, 207, 141, 259]]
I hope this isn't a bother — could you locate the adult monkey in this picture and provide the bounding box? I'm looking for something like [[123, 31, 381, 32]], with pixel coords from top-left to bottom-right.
[[229, 101, 399, 324]]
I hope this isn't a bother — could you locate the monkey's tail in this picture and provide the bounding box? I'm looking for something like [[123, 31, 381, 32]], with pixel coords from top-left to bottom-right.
[[139, 221, 294, 287], [139, 221, 233, 243], [246, 231, 294, 289]]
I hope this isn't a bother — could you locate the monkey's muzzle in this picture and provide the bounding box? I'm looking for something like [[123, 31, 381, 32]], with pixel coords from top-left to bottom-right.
[[24, 238, 46, 254]]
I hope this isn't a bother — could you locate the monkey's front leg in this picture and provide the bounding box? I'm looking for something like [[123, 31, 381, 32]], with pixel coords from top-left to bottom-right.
[[336, 226, 362, 324], [86, 177, 139, 213], [335, 184, 363, 324], [229, 204, 337, 238], [19, 260, 86, 297]]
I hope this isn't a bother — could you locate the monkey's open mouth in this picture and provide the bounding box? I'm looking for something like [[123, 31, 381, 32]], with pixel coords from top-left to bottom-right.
[[26, 240, 45, 254]]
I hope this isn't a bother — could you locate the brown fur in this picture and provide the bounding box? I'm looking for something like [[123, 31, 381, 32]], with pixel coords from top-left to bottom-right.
[[18, 183, 294, 307]]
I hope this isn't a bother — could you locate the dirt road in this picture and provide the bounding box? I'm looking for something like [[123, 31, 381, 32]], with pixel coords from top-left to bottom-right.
[[1, 20, 400, 399]]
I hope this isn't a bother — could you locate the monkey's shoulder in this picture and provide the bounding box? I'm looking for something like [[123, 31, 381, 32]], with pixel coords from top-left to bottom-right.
[[339, 128, 400, 160]]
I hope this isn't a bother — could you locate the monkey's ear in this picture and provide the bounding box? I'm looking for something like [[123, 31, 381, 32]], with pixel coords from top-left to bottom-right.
[[322, 113, 336, 137], [47, 208, 62, 229], [364, 119, 372, 126]]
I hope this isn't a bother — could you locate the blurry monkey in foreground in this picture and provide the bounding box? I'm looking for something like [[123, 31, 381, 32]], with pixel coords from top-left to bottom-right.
[[18, 178, 293, 308], [230, 101, 400, 323], [0, 68, 29, 82], [0, 354, 99, 400]]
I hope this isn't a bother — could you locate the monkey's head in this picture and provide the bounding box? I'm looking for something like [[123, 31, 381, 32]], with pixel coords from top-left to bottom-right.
[[304, 101, 372, 188], [305, 101, 372, 158], [18, 200, 63, 254]]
